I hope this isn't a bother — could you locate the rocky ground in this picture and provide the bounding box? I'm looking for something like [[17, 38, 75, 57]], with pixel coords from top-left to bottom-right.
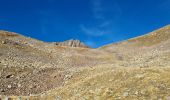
[[0, 25, 170, 100]]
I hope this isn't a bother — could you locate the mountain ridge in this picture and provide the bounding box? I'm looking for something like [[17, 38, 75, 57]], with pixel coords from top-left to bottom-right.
[[1, 24, 170, 48], [100, 24, 170, 50]]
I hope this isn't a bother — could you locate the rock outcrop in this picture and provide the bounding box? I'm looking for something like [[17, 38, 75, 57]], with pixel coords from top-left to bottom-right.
[[55, 39, 89, 48]]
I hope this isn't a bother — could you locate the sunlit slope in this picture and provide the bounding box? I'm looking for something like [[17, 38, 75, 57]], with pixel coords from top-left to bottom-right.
[[4, 66, 170, 100], [100, 25, 170, 51], [0, 24, 170, 100], [0, 30, 111, 96], [98, 25, 170, 66], [128, 25, 170, 46]]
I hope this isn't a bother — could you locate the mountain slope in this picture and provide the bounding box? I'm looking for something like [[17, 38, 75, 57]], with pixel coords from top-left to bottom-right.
[[99, 25, 170, 64], [128, 25, 170, 46], [100, 25, 170, 50], [0, 25, 170, 100], [0, 30, 110, 95]]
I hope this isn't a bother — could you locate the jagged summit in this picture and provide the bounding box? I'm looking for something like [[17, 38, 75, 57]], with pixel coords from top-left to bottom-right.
[[55, 39, 89, 48]]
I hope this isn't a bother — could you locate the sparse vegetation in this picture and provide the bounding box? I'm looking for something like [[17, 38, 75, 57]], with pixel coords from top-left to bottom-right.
[[0, 25, 170, 99]]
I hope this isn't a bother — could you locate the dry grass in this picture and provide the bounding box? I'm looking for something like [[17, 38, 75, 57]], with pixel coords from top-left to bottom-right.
[[10, 66, 170, 100], [128, 25, 170, 46], [0, 25, 170, 100]]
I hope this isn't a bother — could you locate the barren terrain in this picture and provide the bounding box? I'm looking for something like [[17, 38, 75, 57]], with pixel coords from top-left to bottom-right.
[[0, 25, 170, 100]]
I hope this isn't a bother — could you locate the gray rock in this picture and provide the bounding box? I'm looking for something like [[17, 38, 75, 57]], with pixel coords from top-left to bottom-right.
[[123, 91, 129, 97], [7, 85, 12, 89], [1, 41, 6, 44]]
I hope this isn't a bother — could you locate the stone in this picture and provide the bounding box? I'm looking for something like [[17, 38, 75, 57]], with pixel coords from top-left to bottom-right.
[[123, 92, 129, 97], [1, 41, 6, 44], [64, 74, 73, 80], [1, 89, 5, 92], [7, 85, 12, 89], [6, 74, 14, 78], [56, 96, 62, 100], [134, 91, 138, 95], [166, 96, 170, 100], [18, 84, 21, 88]]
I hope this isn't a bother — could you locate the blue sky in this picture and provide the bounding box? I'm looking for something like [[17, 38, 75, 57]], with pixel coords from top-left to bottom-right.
[[0, 0, 170, 48]]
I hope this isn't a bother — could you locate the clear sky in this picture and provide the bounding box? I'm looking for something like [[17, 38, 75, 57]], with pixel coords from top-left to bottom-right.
[[0, 0, 170, 48]]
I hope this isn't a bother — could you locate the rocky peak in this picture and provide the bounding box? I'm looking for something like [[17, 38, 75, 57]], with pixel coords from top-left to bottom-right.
[[55, 39, 89, 48]]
